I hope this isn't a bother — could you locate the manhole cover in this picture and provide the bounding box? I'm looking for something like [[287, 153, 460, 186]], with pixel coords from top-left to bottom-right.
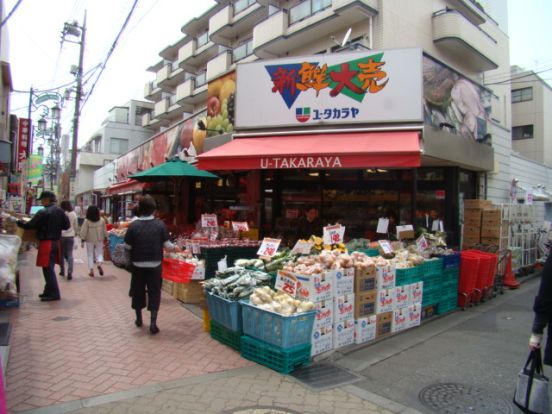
[[222, 407, 301, 414], [52, 316, 71, 321], [419, 383, 513, 414], [290, 362, 362, 390]]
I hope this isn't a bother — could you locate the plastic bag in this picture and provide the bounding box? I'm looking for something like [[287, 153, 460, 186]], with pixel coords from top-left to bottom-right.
[[0, 235, 21, 296]]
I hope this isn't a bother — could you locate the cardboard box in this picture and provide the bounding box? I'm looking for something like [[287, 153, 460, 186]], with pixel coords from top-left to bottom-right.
[[463, 209, 482, 226], [482, 209, 502, 221], [354, 267, 376, 293], [480, 226, 501, 238], [463, 227, 481, 238], [397, 230, 416, 240], [161, 279, 174, 294], [355, 315, 377, 344], [296, 271, 334, 302], [175, 281, 204, 304], [392, 307, 408, 333], [393, 285, 410, 309], [376, 288, 395, 314], [313, 299, 333, 328], [480, 237, 503, 248], [376, 311, 393, 339], [334, 294, 355, 323], [464, 199, 493, 209], [408, 282, 424, 305], [311, 325, 333, 356], [376, 265, 395, 290], [407, 302, 422, 329], [354, 290, 376, 318], [333, 318, 355, 349], [333, 268, 354, 296]]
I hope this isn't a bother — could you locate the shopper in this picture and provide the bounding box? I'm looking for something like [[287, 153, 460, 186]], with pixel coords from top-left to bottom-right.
[[529, 251, 552, 365], [59, 201, 78, 280], [80, 205, 108, 277], [17, 191, 69, 301], [124, 195, 176, 334]]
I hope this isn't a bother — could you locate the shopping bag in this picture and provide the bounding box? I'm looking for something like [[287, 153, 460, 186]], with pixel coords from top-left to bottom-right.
[[514, 349, 551, 414], [111, 243, 131, 272]]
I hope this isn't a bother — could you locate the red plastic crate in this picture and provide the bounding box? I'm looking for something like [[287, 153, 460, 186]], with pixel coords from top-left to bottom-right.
[[464, 250, 498, 303], [162, 258, 195, 283], [459, 251, 480, 308]]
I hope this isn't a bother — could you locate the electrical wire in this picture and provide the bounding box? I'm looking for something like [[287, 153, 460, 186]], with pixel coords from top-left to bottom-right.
[[80, 0, 140, 112], [484, 67, 552, 85], [0, 0, 24, 28]]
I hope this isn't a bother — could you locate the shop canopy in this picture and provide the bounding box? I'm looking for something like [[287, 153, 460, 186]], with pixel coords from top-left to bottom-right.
[[196, 131, 421, 171], [129, 157, 218, 181], [106, 179, 149, 196]]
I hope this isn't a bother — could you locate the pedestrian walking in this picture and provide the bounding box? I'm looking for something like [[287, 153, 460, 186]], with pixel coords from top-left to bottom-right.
[[80, 205, 108, 278], [59, 201, 78, 280], [529, 251, 552, 364], [124, 195, 176, 334], [16, 191, 69, 301]]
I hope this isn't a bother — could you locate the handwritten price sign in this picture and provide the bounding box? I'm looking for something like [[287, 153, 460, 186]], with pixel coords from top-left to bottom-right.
[[291, 240, 314, 255], [275, 270, 298, 297], [323, 224, 345, 245], [201, 214, 218, 228], [416, 235, 429, 251], [231, 221, 249, 232], [378, 240, 394, 255], [257, 237, 281, 258]]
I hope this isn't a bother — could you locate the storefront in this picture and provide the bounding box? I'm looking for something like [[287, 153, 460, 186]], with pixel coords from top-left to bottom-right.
[[197, 48, 493, 248]]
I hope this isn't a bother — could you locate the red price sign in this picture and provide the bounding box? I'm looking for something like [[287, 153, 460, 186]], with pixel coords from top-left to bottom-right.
[[275, 270, 298, 297], [257, 237, 281, 258], [291, 240, 313, 255], [323, 224, 345, 245], [201, 214, 218, 228], [232, 221, 249, 232]]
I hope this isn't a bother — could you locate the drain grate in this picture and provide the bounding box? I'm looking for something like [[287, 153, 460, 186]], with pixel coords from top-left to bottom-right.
[[52, 316, 71, 322], [419, 383, 514, 414], [291, 362, 362, 391], [221, 407, 301, 414]]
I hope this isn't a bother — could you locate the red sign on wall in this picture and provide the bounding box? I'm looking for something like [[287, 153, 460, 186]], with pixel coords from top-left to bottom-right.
[[16, 118, 30, 172]]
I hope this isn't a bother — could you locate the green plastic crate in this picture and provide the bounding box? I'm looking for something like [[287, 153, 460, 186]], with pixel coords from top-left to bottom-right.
[[240, 335, 311, 374], [210, 319, 241, 351], [421, 258, 444, 276], [356, 248, 380, 257], [437, 301, 458, 315], [396, 266, 422, 286]]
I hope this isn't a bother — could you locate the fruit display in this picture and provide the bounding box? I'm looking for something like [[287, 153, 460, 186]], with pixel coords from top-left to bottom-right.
[[204, 73, 235, 136]]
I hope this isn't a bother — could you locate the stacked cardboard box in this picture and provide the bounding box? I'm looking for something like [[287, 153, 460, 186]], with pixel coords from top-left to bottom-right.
[[462, 199, 507, 250], [480, 209, 508, 249]]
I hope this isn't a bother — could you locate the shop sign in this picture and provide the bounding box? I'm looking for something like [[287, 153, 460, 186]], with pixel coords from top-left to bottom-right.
[[260, 156, 342, 169], [235, 48, 423, 129], [291, 240, 313, 255], [231, 221, 249, 232], [257, 237, 281, 257], [16, 118, 30, 172], [201, 214, 218, 228], [275, 270, 298, 297], [323, 224, 345, 245]]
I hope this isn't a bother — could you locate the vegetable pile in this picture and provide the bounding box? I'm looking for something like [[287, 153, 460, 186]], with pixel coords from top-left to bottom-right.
[[202, 267, 272, 300], [249, 286, 315, 316]]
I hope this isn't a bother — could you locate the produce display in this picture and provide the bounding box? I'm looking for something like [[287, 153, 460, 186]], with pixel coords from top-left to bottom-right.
[[249, 286, 315, 316], [202, 266, 272, 300]]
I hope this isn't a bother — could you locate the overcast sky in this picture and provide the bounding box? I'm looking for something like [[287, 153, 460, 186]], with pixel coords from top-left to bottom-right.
[[4, 0, 552, 147]]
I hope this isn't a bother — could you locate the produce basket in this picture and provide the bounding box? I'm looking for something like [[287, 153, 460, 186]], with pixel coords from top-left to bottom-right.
[[162, 258, 195, 283], [420, 258, 443, 276], [458, 251, 480, 309], [206, 292, 242, 332], [442, 252, 461, 270], [240, 335, 311, 374], [210, 319, 241, 351], [240, 301, 316, 349]]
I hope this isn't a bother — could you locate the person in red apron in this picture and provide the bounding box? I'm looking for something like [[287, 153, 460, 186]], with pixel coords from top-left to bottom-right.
[[17, 191, 70, 301]]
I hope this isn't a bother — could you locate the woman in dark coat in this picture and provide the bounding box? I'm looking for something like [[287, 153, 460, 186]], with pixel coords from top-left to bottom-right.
[[530, 251, 552, 365]]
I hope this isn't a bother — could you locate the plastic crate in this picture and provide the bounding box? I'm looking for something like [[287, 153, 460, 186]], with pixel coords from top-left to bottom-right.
[[240, 301, 316, 349], [210, 319, 241, 351], [357, 248, 380, 257], [421, 258, 443, 276], [206, 292, 242, 332], [442, 252, 461, 269], [240, 335, 311, 374], [421, 273, 443, 290], [421, 304, 438, 321], [395, 266, 422, 285], [437, 301, 457, 315], [422, 291, 440, 307], [162, 258, 195, 283]]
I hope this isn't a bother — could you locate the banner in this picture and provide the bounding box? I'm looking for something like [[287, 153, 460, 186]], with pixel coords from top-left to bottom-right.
[[26, 154, 43, 186], [16, 118, 30, 172]]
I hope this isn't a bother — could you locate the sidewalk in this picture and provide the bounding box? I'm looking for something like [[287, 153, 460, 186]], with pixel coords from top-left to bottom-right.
[[5, 246, 400, 414]]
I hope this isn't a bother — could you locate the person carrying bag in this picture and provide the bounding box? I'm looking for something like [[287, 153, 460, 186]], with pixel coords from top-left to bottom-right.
[[514, 348, 550, 413]]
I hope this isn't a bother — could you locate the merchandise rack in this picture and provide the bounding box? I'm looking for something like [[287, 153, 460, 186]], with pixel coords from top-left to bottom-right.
[[500, 204, 538, 271]]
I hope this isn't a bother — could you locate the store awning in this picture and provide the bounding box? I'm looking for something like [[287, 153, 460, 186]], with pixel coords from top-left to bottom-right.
[[106, 179, 147, 196], [196, 131, 421, 170]]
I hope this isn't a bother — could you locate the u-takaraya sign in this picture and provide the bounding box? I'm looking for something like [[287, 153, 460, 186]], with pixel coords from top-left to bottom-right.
[[235, 48, 423, 129]]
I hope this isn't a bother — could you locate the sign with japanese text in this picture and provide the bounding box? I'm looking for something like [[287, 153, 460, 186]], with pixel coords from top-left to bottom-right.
[[257, 237, 281, 258], [323, 224, 345, 245], [291, 240, 314, 255], [201, 214, 218, 228], [275, 270, 298, 297], [378, 240, 393, 255], [416, 235, 429, 251], [235, 48, 423, 129], [231, 221, 249, 232], [16, 118, 30, 172]]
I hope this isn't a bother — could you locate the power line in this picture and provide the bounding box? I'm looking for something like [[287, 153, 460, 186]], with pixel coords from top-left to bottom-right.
[[0, 0, 24, 28], [484, 67, 552, 85], [80, 0, 139, 111]]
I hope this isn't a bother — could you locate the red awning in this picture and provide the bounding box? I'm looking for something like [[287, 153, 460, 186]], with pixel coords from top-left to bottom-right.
[[106, 179, 147, 195], [197, 131, 421, 170]]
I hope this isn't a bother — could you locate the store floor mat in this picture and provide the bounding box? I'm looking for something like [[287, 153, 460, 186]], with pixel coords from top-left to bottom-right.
[[0, 323, 12, 346], [290, 362, 362, 391]]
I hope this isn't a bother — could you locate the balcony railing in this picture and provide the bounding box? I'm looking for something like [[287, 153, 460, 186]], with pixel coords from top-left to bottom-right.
[[195, 72, 207, 88], [289, 0, 332, 25], [197, 32, 209, 49], [234, 0, 256, 14], [233, 39, 254, 63]]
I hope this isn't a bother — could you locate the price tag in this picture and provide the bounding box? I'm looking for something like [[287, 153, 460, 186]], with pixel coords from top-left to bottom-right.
[[416, 235, 429, 251], [257, 237, 281, 257], [231, 221, 249, 232], [209, 231, 218, 241], [191, 241, 201, 255], [274, 270, 298, 297], [291, 240, 313, 255], [201, 214, 218, 228], [376, 218, 389, 234], [378, 240, 393, 255], [323, 224, 345, 245]]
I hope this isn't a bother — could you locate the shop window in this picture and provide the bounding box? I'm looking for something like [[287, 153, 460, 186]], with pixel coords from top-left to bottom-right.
[[511, 87, 533, 103], [416, 190, 446, 232], [418, 168, 444, 181], [512, 125, 534, 140], [361, 169, 397, 181]]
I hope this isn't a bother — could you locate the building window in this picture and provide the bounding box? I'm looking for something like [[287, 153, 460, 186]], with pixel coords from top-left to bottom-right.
[[197, 31, 209, 48], [512, 87, 533, 103], [232, 39, 253, 63], [512, 125, 534, 140], [110, 138, 129, 154], [289, 0, 331, 25], [234, 0, 255, 14]]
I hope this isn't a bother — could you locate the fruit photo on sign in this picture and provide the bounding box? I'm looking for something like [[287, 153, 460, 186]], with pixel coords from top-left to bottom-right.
[[204, 72, 236, 137]]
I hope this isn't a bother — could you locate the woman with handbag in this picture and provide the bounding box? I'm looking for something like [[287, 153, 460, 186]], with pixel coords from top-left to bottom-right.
[[80, 205, 108, 277]]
